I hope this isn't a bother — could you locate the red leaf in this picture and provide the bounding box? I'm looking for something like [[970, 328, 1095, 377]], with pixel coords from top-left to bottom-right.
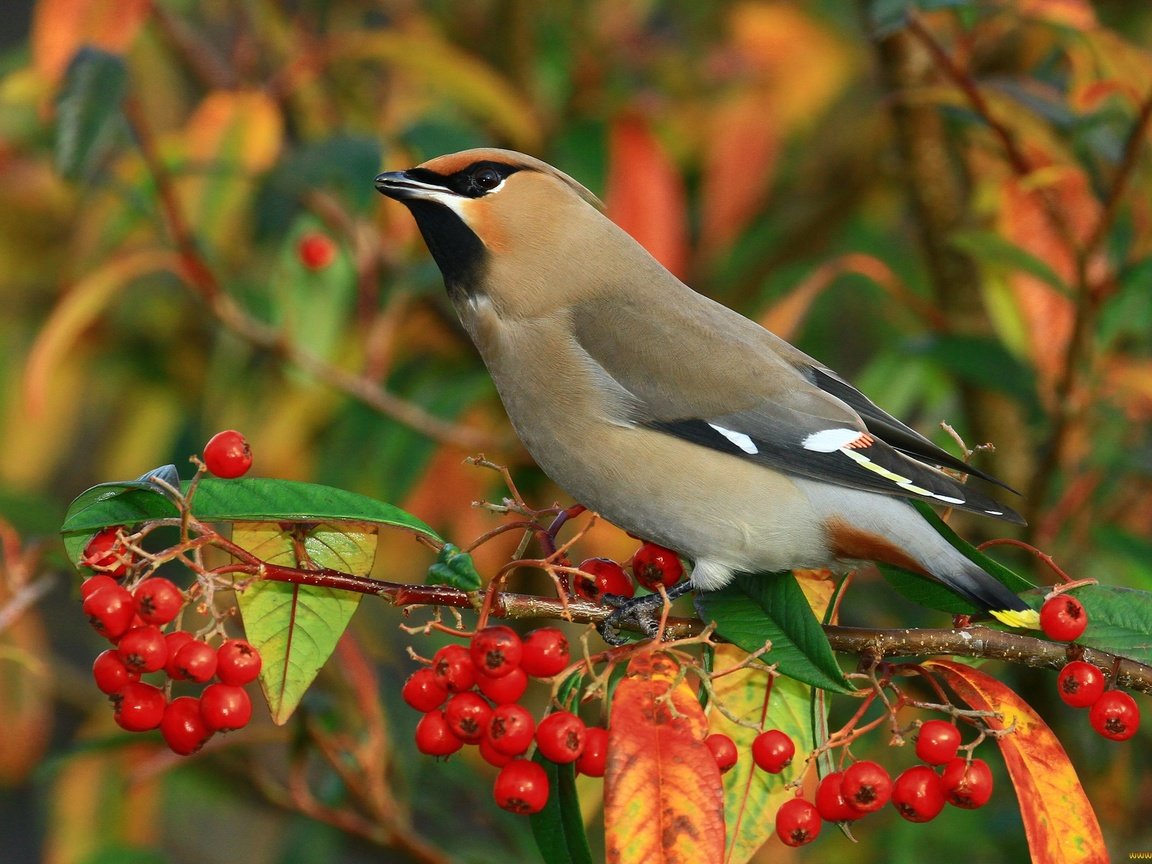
[[924, 660, 1107, 864], [605, 651, 725, 864], [605, 114, 690, 278]]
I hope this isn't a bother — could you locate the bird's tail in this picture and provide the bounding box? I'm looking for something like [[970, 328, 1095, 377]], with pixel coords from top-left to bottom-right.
[[943, 558, 1039, 628]]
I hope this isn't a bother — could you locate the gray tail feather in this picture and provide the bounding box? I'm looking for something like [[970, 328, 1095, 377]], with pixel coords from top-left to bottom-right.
[[947, 561, 1029, 613]]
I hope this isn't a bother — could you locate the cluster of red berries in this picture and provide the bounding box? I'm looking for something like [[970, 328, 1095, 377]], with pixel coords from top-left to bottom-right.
[[404, 624, 610, 815], [80, 529, 261, 755], [775, 719, 992, 847], [1041, 593, 1141, 741], [701, 727, 796, 776], [573, 541, 683, 602]]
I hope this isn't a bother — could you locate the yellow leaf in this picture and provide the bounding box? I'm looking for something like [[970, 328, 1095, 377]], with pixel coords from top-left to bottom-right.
[[606, 651, 725, 864], [924, 660, 1108, 864]]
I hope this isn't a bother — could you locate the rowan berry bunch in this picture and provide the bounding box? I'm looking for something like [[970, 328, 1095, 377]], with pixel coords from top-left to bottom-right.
[[572, 540, 683, 602], [1040, 592, 1141, 741], [403, 623, 613, 815], [76, 431, 262, 755]]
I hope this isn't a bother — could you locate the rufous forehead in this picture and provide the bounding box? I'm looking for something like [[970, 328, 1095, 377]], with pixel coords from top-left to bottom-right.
[[416, 149, 521, 176]]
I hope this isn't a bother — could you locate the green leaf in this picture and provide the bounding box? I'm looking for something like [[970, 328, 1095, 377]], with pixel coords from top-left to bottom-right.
[[55, 47, 128, 182], [233, 522, 374, 724], [697, 573, 852, 694], [530, 755, 593, 864], [1061, 585, 1152, 665], [61, 476, 441, 545], [950, 228, 1070, 294], [427, 543, 481, 591], [880, 501, 1036, 614]]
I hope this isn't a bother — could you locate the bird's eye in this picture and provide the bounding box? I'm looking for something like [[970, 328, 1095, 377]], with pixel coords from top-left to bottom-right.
[[471, 166, 502, 192]]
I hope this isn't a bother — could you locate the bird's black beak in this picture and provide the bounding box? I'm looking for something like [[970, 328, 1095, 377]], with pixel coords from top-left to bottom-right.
[[374, 170, 446, 201]]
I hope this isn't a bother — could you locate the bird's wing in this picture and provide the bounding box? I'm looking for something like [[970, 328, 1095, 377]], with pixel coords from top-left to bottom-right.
[[569, 291, 1024, 524]]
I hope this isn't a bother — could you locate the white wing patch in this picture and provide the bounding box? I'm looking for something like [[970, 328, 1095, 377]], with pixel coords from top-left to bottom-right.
[[709, 424, 758, 455], [803, 428, 868, 453]]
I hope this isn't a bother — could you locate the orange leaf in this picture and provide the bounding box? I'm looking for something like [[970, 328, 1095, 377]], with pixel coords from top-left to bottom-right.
[[699, 91, 778, 257], [31, 0, 151, 85], [605, 114, 689, 278], [606, 651, 725, 864], [923, 660, 1107, 864]]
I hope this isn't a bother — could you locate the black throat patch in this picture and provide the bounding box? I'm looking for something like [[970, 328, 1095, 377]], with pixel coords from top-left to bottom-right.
[[403, 199, 488, 300]]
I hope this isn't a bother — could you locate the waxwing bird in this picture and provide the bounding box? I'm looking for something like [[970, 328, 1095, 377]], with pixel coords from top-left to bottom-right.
[[374, 148, 1031, 619]]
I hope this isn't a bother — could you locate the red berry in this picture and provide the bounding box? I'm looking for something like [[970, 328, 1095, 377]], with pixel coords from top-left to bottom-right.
[[775, 797, 821, 847], [200, 683, 253, 732], [298, 232, 337, 270], [1089, 690, 1140, 741], [915, 720, 962, 765], [133, 578, 184, 625], [81, 574, 119, 600], [631, 542, 684, 591], [479, 734, 514, 767], [117, 625, 168, 673], [536, 710, 587, 764], [163, 630, 195, 679], [92, 649, 139, 695], [432, 644, 477, 693], [576, 726, 609, 777], [477, 666, 528, 705], [1058, 661, 1106, 709], [891, 765, 946, 823], [161, 696, 213, 755], [493, 758, 549, 815], [216, 639, 262, 686], [520, 628, 570, 678], [415, 710, 464, 757], [574, 557, 634, 602], [941, 757, 994, 809], [470, 625, 523, 678], [203, 430, 253, 479], [486, 703, 536, 756], [814, 771, 858, 823], [751, 729, 794, 773], [842, 760, 891, 814], [1039, 594, 1088, 642], [113, 682, 166, 732], [705, 733, 738, 774], [174, 640, 218, 683], [83, 584, 137, 640], [402, 667, 449, 713], [81, 526, 131, 577], [444, 692, 494, 744]]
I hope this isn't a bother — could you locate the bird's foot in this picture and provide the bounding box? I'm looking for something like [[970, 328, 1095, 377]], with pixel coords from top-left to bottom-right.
[[595, 581, 693, 646]]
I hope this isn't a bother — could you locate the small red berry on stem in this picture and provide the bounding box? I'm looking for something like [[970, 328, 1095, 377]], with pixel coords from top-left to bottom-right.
[[200, 683, 253, 732], [117, 625, 169, 673], [298, 232, 337, 270], [576, 727, 609, 777], [631, 542, 683, 591], [415, 710, 464, 757], [520, 628, 570, 678], [444, 692, 494, 744], [536, 711, 587, 764], [203, 430, 253, 479], [81, 526, 131, 577], [891, 765, 946, 823], [814, 771, 858, 823], [80, 574, 119, 600], [915, 720, 962, 765], [841, 760, 892, 813], [113, 681, 166, 732], [477, 666, 528, 705], [941, 757, 994, 809], [1040, 594, 1088, 642], [1089, 690, 1140, 741], [493, 758, 549, 815], [1057, 660, 1106, 708], [93, 649, 139, 695], [402, 667, 449, 713], [432, 644, 477, 693], [775, 797, 822, 847], [174, 640, 219, 683], [470, 625, 523, 679], [486, 703, 536, 756], [164, 630, 195, 679], [573, 557, 634, 602], [162, 696, 213, 755], [705, 733, 738, 774], [216, 639, 262, 686], [83, 584, 137, 640], [133, 578, 184, 625], [751, 729, 794, 774]]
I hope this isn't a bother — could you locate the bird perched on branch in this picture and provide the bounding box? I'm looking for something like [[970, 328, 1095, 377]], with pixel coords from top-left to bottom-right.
[[375, 148, 1031, 626]]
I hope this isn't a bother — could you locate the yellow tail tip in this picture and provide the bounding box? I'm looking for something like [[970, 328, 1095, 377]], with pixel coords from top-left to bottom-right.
[[989, 608, 1041, 629]]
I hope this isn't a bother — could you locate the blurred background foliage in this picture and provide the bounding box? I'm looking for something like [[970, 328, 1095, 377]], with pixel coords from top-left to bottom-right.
[[1, 0, 1151, 861]]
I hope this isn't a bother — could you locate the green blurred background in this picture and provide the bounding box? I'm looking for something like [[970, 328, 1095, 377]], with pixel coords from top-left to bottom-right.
[[2, 1, 1151, 861]]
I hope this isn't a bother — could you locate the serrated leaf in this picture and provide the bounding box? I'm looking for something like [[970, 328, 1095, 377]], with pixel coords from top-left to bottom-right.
[[605, 651, 724, 864], [698, 573, 852, 694], [880, 501, 1036, 614], [233, 522, 374, 725], [924, 660, 1107, 864], [61, 476, 440, 542], [707, 644, 813, 864], [530, 754, 593, 864], [54, 47, 128, 181]]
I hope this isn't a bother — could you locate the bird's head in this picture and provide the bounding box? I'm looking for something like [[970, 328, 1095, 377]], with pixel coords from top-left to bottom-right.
[[375, 149, 611, 314]]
